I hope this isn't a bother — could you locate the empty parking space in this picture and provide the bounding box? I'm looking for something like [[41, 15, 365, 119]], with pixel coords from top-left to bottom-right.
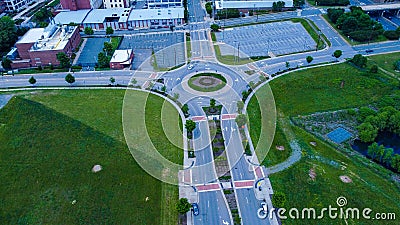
[[215, 21, 316, 57], [119, 32, 185, 68], [76, 38, 110, 67]]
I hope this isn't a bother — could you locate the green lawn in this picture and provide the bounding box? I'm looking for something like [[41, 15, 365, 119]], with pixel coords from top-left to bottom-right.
[[0, 90, 182, 224], [269, 63, 394, 117], [247, 61, 400, 224], [368, 52, 400, 77]]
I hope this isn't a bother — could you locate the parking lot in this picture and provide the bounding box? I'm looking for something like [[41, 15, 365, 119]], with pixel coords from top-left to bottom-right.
[[76, 38, 110, 67], [215, 21, 316, 56], [119, 32, 185, 68]]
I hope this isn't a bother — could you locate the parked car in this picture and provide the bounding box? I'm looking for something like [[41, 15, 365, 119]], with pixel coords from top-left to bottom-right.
[[192, 203, 199, 216], [366, 49, 374, 53]]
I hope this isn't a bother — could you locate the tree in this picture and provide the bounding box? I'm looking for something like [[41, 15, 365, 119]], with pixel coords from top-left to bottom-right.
[[327, 8, 345, 24], [376, 144, 386, 163], [176, 198, 192, 214], [333, 50, 342, 59], [106, 26, 114, 35], [65, 73, 75, 84], [383, 148, 394, 167], [394, 59, 400, 71], [109, 77, 115, 85], [205, 2, 213, 17], [293, 0, 305, 8], [34, 8, 51, 22], [161, 85, 166, 93], [56, 52, 71, 68], [357, 122, 378, 143], [370, 65, 378, 73], [103, 42, 113, 56], [367, 142, 379, 160], [285, 61, 290, 69], [210, 24, 220, 32], [237, 101, 244, 113], [84, 27, 94, 35], [98, 52, 109, 68], [351, 54, 367, 68], [131, 78, 137, 85], [391, 154, 400, 173], [185, 120, 196, 134], [306, 56, 313, 64], [1, 57, 12, 70], [182, 104, 189, 117], [0, 16, 18, 53], [272, 192, 287, 208], [235, 114, 248, 128], [210, 98, 216, 108], [272, 1, 285, 12], [29, 76, 36, 85]]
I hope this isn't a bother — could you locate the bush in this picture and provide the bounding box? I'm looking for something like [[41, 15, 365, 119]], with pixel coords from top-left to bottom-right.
[[350, 54, 367, 68], [383, 30, 400, 40], [394, 59, 400, 71], [317, 0, 349, 6], [272, 192, 287, 208], [370, 65, 378, 73]]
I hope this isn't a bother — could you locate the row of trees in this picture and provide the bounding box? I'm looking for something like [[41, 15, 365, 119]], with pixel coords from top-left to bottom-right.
[[327, 7, 384, 42], [84, 26, 114, 36], [272, 1, 285, 12], [367, 142, 400, 173], [357, 106, 400, 142], [316, 0, 349, 6]]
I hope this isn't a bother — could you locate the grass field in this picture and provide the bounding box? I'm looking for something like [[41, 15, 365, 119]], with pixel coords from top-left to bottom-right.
[[0, 90, 182, 224], [368, 52, 400, 77], [247, 61, 400, 224]]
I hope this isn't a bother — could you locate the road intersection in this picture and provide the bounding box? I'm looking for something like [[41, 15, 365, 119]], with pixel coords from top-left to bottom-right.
[[1, 2, 400, 225]]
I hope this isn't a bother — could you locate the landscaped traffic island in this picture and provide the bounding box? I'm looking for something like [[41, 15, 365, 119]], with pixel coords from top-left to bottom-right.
[[188, 73, 227, 92]]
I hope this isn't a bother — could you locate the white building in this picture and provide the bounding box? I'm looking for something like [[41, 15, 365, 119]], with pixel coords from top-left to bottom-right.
[[214, 0, 293, 10], [103, 0, 129, 8], [127, 7, 184, 29], [4, 0, 35, 11], [146, 0, 183, 9]]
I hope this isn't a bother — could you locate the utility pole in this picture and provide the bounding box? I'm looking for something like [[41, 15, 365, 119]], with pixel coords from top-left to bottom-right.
[[237, 42, 240, 63]]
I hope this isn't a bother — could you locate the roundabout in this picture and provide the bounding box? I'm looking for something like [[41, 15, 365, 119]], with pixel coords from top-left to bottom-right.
[[188, 73, 227, 92]]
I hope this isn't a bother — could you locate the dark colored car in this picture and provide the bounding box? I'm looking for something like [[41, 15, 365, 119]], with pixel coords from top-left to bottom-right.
[[366, 49, 374, 53], [192, 203, 199, 216]]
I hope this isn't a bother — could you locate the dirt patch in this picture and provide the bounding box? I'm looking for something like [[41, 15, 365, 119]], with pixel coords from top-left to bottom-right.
[[276, 145, 285, 151], [309, 168, 317, 181], [340, 175, 352, 183], [310, 141, 317, 147]]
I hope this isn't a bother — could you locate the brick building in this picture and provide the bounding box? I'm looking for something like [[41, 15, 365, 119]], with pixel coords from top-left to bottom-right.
[[103, 0, 129, 9], [110, 49, 134, 69], [12, 24, 81, 69], [60, 0, 102, 10]]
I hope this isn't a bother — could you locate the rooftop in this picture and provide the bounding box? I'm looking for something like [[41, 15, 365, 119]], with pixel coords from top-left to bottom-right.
[[83, 8, 131, 24], [27, 25, 79, 51], [53, 9, 91, 25], [110, 49, 133, 64], [128, 7, 184, 21], [17, 28, 46, 44]]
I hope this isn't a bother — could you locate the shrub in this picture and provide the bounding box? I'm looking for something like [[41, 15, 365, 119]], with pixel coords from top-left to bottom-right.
[[383, 30, 400, 40]]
